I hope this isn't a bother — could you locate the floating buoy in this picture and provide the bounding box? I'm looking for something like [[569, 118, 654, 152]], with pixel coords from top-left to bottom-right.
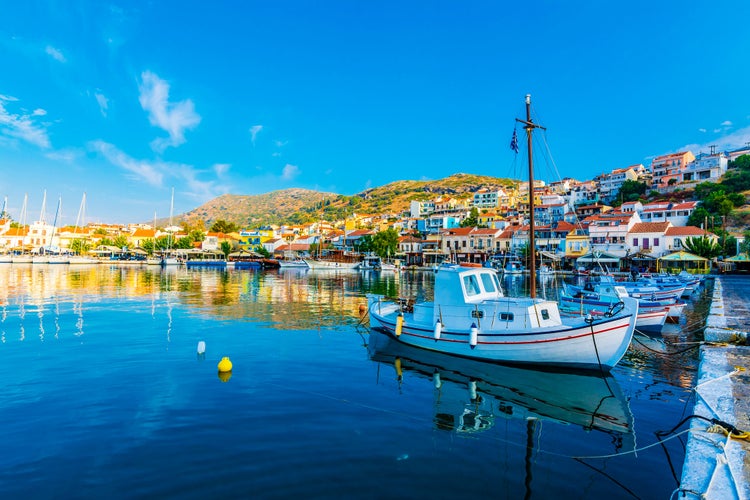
[[433, 321, 442, 340], [358, 304, 366, 316], [469, 323, 478, 347], [433, 371, 442, 389], [217, 356, 233, 373], [395, 314, 403, 336], [197, 341, 206, 354]]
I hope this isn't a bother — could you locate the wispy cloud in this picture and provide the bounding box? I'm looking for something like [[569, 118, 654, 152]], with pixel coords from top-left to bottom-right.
[[95, 92, 109, 117], [249, 125, 262, 145], [138, 71, 201, 152], [89, 140, 164, 186], [698, 128, 707, 133], [45, 45, 67, 63], [45, 148, 82, 163], [678, 125, 750, 155], [281, 163, 300, 181], [89, 140, 230, 200], [213, 163, 230, 176], [0, 94, 51, 148]]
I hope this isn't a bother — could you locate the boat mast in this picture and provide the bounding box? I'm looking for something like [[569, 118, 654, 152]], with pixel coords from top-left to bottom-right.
[[516, 94, 545, 299]]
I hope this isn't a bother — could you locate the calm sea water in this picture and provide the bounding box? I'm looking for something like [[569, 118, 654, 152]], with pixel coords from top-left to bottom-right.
[[0, 265, 711, 499]]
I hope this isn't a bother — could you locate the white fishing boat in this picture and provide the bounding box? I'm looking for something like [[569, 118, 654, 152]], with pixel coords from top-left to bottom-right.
[[560, 282, 667, 333], [278, 258, 309, 268], [368, 95, 638, 372]]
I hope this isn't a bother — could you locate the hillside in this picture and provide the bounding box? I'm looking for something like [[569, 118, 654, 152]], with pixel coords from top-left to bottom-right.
[[178, 173, 517, 227]]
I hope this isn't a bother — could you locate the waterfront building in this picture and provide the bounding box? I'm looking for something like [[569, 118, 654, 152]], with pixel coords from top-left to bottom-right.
[[586, 210, 641, 258], [681, 152, 728, 189], [650, 151, 696, 190], [598, 165, 640, 202]]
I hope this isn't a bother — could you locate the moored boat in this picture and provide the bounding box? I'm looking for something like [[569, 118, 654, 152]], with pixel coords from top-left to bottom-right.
[[368, 264, 638, 371]]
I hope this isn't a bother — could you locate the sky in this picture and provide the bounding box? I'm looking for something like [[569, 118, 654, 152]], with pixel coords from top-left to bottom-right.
[[1, 1, 750, 225]]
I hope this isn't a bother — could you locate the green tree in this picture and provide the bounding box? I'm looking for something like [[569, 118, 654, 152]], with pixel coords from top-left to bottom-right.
[[355, 235, 374, 253], [687, 207, 710, 228], [220, 241, 232, 257], [210, 220, 239, 233], [70, 239, 91, 255], [614, 180, 648, 204], [460, 207, 479, 228], [112, 235, 129, 249], [254, 245, 270, 258], [371, 228, 400, 258], [683, 236, 721, 259], [740, 230, 750, 255]]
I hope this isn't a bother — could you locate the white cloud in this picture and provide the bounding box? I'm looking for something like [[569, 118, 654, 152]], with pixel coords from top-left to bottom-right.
[[281, 163, 300, 181], [213, 163, 230, 176], [249, 125, 263, 145], [45, 45, 66, 63], [138, 71, 201, 152], [721, 120, 733, 127], [274, 140, 288, 148], [89, 140, 164, 186], [32, 108, 47, 116], [89, 140, 230, 201], [95, 92, 109, 117], [698, 128, 707, 133], [45, 148, 81, 163], [0, 95, 51, 148], [678, 125, 750, 155]]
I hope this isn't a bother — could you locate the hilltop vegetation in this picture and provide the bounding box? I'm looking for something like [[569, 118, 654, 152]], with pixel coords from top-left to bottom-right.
[[179, 173, 517, 227]]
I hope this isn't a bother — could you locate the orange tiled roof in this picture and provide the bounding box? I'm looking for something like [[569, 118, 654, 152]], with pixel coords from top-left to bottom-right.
[[629, 222, 671, 234]]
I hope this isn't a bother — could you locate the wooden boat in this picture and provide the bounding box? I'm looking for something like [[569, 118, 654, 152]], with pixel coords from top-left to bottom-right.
[[368, 95, 638, 372]]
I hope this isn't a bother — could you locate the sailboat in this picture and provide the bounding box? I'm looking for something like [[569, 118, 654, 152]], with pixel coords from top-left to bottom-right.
[[160, 188, 181, 267], [68, 193, 98, 264], [11, 194, 33, 264], [367, 95, 638, 371]]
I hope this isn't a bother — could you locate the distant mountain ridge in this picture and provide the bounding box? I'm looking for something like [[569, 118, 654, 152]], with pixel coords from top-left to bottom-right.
[[178, 173, 517, 228]]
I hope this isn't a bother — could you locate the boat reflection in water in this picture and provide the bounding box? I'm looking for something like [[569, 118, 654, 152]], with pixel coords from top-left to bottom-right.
[[367, 330, 635, 444]]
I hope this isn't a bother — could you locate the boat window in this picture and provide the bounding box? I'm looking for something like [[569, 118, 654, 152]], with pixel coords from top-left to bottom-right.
[[463, 275, 480, 296], [471, 310, 484, 319], [479, 273, 496, 293], [499, 312, 514, 321], [540, 309, 550, 320]]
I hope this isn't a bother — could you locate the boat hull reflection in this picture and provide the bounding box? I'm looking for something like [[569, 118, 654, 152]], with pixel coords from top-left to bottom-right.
[[368, 330, 635, 440]]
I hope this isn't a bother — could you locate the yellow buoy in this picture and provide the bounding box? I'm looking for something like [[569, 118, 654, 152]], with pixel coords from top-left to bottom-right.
[[217, 356, 233, 373]]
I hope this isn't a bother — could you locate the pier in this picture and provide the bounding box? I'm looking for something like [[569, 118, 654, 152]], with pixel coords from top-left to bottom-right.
[[680, 276, 750, 499]]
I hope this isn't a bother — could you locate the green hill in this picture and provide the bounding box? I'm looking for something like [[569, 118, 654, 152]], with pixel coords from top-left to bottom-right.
[[179, 173, 517, 228]]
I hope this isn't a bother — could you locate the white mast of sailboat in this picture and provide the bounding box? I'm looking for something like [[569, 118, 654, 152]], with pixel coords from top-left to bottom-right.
[[515, 94, 545, 299]]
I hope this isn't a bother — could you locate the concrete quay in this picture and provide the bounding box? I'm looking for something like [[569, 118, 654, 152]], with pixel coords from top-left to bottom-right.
[[680, 276, 750, 500]]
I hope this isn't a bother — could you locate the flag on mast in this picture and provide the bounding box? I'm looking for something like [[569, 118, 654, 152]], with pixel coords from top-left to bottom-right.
[[510, 128, 519, 154]]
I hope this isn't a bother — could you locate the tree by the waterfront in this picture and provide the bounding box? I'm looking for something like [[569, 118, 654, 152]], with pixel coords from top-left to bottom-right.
[[371, 228, 399, 258], [683, 236, 721, 259]]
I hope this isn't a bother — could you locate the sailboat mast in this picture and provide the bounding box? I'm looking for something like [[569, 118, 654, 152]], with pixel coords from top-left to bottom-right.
[[516, 94, 546, 299]]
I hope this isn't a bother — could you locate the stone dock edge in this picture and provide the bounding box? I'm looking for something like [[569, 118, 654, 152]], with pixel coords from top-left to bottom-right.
[[680, 277, 749, 499]]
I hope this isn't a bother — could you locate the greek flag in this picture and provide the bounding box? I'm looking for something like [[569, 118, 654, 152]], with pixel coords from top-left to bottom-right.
[[510, 129, 519, 154]]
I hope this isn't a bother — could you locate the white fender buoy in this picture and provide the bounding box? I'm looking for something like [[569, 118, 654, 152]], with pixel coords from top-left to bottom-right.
[[197, 341, 206, 354], [433, 321, 442, 340], [469, 380, 477, 400], [469, 323, 478, 347], [433, 371, 442, 389]]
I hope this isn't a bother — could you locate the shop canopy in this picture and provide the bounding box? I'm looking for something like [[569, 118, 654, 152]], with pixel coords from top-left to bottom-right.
[[576, 251, 621, 264]]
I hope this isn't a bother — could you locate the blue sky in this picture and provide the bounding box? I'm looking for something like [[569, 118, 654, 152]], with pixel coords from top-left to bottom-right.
[[1, 1, 749, 224]]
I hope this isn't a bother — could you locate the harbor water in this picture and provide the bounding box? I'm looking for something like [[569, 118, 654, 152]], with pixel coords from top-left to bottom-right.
[[0, 265, 712, 498]]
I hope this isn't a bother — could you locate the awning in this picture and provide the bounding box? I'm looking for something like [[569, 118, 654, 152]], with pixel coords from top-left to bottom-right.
[[576, 251, 621, 264], [538, 251, 561, 261]]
